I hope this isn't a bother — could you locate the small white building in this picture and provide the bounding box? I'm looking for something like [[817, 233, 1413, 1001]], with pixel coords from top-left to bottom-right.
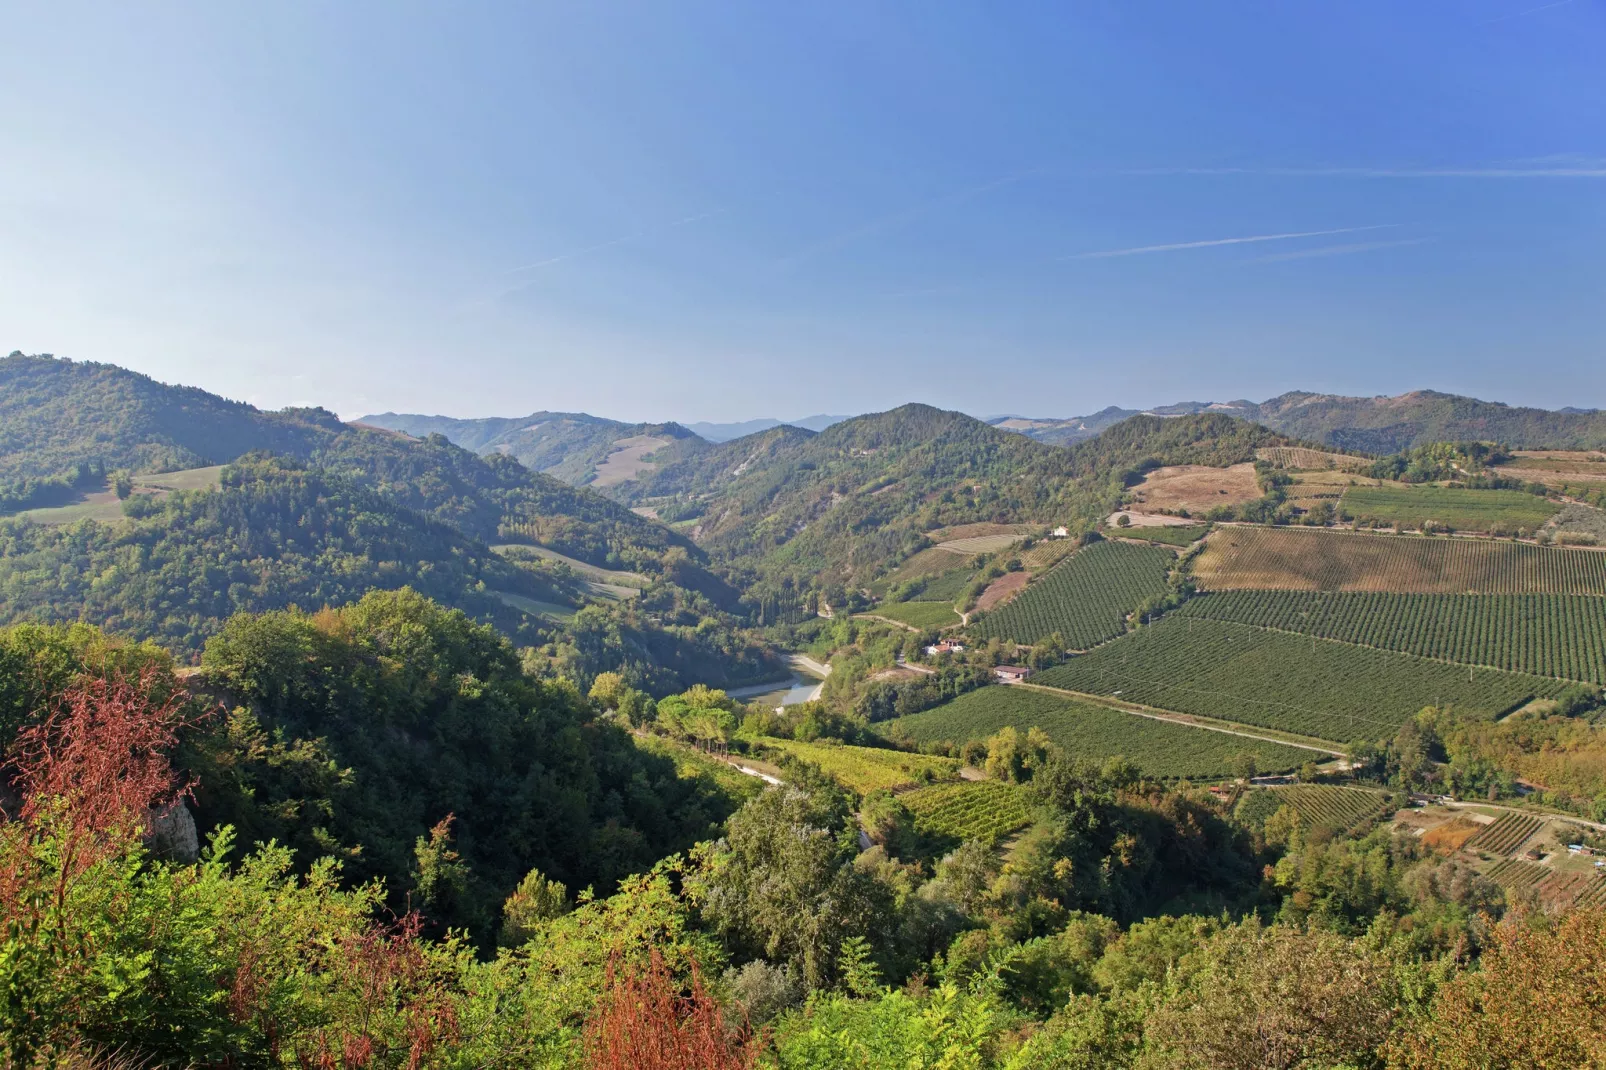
[[1051, 526, 1070, 538], [994, 665, 1033, 683]]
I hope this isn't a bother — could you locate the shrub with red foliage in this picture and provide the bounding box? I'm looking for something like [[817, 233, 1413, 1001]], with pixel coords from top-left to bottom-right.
[[585, 951, 760, 1070], [0, 668, 202, 917]]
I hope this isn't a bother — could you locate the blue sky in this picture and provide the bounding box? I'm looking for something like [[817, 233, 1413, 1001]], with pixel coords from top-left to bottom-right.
[[2, 1, 1602, 422]]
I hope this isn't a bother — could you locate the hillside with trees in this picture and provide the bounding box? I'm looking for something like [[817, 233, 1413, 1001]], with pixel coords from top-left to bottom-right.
[[998, 388, 1606, 452], [358, 409, 705, 485], [615, 405, 1293, 604]]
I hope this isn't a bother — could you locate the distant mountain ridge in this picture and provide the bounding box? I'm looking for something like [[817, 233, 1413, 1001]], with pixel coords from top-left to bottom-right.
[[991, 390, 1606, 452], [684, 414, 853, 442]]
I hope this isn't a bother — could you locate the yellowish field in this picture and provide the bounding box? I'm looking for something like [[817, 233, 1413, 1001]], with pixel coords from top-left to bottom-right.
[[1129, 463, 1260, 515], [1498, 452, 1606, 485], [1194, 526, 1606, 594], [14, 466, 226, 526], [1255, 447, 1369, 471], [926, 522, 1035, 541], [590, 435, 670, 487], [1019, 539, 1081, 570], [938, 533, 1027, 554], [491, 543, 650, 587]]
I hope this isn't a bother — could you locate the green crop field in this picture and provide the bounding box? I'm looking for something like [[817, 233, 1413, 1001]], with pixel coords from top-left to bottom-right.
[[761, 739, 960, 794], [1340, 484, 1559, 532], [1193, 526, 1606, 596], [1114, 524, 1211, 547], [908, 568, 976, 602], [970, 541, 1175, 648], [868, 600, 963, 629], [899, 780, 1033, 844], [878, 685, 1314, 778], [1033, 618, 1570, 745], [1175, 591, 1606, 684]]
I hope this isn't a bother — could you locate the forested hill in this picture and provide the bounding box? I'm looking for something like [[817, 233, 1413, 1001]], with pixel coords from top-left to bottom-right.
[[998, 389, 1606, 452], [0, 352, 694, 573], [358, 409, 703, 485], [614, 404, 1292, 590], [0, 352, 337, 479]]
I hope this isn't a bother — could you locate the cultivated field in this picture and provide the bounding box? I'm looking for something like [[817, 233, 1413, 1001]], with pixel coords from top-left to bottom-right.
[[970, 541, 1174, 648], [589, 435, 670, 487], [1238, 785, 1392, 834], [1129, 463, 1261, 515], [1034, 618, 1570, 744], [899, 780, 1033, 844], [760, 739, 960, 793], [1500, 451, 1606, 485], [1193, 526, 1606, 595], [975, 571, 1030, 612], [1019, 539, 1081, 570], [1255, 447, 1369, 471], [1340, 484, 1559, 533], [885, 546, 982, 584], [1106, 510, 1200, 528], [938, 533, 1029, 554], [1175, 590, 1606, 684], [492, 544, 650, 587], [1465, 813, 1545, 856], [867, 600, 963, 630], [491, 590, 577, 621], [927, 522, 1036, 542], [1112, 524, 1211, 547], [879, 686, 1314, 778]]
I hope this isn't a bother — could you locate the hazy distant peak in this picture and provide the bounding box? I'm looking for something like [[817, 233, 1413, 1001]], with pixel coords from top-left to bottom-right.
[[685, 413, 853, 442]]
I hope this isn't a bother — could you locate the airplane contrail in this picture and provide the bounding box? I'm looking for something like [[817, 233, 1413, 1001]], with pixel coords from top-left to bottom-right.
[[1064, 224, 1397, 260], [1255, 237, 1432, 262], [1477, 0, 1579, 26]]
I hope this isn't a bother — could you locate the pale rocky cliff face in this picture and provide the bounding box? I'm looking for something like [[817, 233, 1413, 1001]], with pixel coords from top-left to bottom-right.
[[145, 799, 199, 864]]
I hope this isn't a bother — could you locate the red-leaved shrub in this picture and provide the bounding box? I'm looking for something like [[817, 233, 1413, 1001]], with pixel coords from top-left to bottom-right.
[[585, 951, 760, 1070]]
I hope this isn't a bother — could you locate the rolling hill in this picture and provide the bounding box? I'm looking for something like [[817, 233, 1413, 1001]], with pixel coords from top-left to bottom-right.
[[357, 409, 704, 485], [995, 390, 1606, 452], [613, 404, 1293, 595]]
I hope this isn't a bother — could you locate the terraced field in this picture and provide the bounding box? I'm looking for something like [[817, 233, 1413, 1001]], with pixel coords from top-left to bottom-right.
[[1465, 813, 1545, 855], [900, 780, 1033, 844], [1340, 484, 1559, 533], [879, 686, 1314, 778], [1194, 526, 1606, 595], [1034, 618, 1569, 744], [1175, 590, 1606, 684], [970, 541, 1174, 648], [761, 739, 960, 794]]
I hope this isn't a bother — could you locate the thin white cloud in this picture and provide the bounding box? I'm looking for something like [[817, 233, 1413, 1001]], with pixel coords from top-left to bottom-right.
[[1254, 237, 1433, 262], [1477, 0, 1579, 26], [1117, 165, 1606, 178], [1064, 224, 1396, 260]]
